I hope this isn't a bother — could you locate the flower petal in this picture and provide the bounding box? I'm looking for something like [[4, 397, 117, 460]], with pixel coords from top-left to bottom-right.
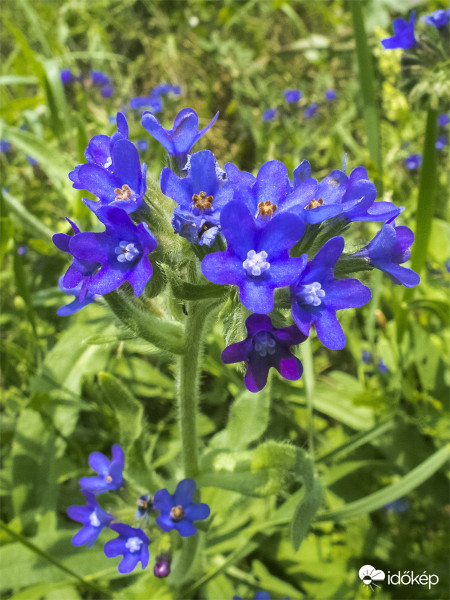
[[278, 356, 303, 381], [173, 478, 196, 505], [118, 552, 140, 574], [88, 451, 110, 474], [220, 202, 256, 260], [325, 279, 371, 309], [104, 538, 127, 558], [221, 340, 250, 364], [184, 502, 211, 521], [257, 213, 304, 258], [314, 308, 346, 350], [175, 520, 198, 537]]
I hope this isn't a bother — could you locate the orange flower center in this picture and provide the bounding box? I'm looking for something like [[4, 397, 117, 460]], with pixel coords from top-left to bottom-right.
[[114, 184, 133, 200], [170, 505, 185, 521], [306, 198, 323, 210], [192, 191, 213, 210]]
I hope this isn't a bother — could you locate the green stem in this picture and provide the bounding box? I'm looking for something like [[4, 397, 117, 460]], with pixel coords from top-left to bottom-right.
[[177, 300, 217, 478], [397, 107, 438, 342], [301, 337, 315, 459]]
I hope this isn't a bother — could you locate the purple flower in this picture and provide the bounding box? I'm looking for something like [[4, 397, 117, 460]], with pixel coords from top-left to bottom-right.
[[0, 140, 11, 153], [153, 479, 210, 537], [438, 113, 450, 127], [161, 150, 233, 246], [57, 275, 99, 316], [79, 443, 125, 494], [154, 554, 171, 578], [18, 246, 27, 255], [262, 108, 277, 121], [421, 9, 450, 29], [90, 70, 111, 87], [60, 69, 73, 84], [304, 103, 318, 119], [362, 350, 372, 364], [68, 207, 157, 297], [104, 524, 150, 574], [222, 314, 306, 392], [284, 90, 301, 103], [292, 161, 401, 225], [67, 491, 113, 547], [381, 11, 417, 50], [379, 358, 388, 373], [404, 154, 422, 170], [142, 107, 219, 159], [436, 135, 447, 150], [354, 223, 420, 288], [325, 89, 337, 101], [201, 201, 306, 314], [290, 237, 371, 350], [53, 218, 100, 301]]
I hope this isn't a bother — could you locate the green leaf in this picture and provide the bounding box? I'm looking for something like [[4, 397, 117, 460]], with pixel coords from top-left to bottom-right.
[[2, 189, 54, 241], [97, 372, 144, 452], [224, 387, 270, 450], [104, 290, 185, 355], [317, 444, 450, 522]]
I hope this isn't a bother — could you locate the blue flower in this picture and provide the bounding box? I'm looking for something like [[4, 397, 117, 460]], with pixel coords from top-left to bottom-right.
[[53, 218, 100, 301], [141, 107, 219, 159], [130, 95, 163, 113], [290, 237, 371, 350], [404, 154, 422, 170], [292, 162, 401, 225], [0, 140, 11, 153], [101, 84, 113, 98], [18, 246, 27, 255], [67, 491, 113, 547], [222, 314, 306, 392], [60, 69, 73, 84], [69, 115, 146, 215], [201, 201, 306, 314], [136, 139, 148, 152], [104, 524, 150, 573], [57, 275, 99, 316], [384, 499, 409, 513], [79, 443, 125, 494], [304, 103, 318, 119], [379, 358, 388, 373], [68, 207, 157, 297], [90, 70, 111, 87], [153, 478, 210, 537], [438, 113, 450, 127], [161, 150, 232, 246], [354, 223, 420, 288], [381, 11, 417, 50], [284, 89, 301, 103], [325, 89, 337, 101], [136, 494, 151, 520], [421, 9, 450, 29], [262, 108, 277, 121], [436, 135, 447, 150], [362, 350, 373, 364]]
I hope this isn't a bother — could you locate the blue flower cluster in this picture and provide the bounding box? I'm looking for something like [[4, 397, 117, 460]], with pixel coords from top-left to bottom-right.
[[54, 113, 157, 314], [54, 105, 419, 392], [148, 108, 418, 391], [263, 87, 337, 122], [381, 8, 450, 51], [67, 444, 210, 574]]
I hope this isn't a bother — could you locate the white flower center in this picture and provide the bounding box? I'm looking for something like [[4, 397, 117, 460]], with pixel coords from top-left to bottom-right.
[[125, 536, 143, 553], [243, 250, 270, 277], [115, 241, 140, 263], [89, 511, 101, 527], [254, 331, 277, 357], [299, 281, 325, 306]]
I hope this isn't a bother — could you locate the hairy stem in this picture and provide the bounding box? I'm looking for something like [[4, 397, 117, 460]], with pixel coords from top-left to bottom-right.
[[177, 299, 218, 478]]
